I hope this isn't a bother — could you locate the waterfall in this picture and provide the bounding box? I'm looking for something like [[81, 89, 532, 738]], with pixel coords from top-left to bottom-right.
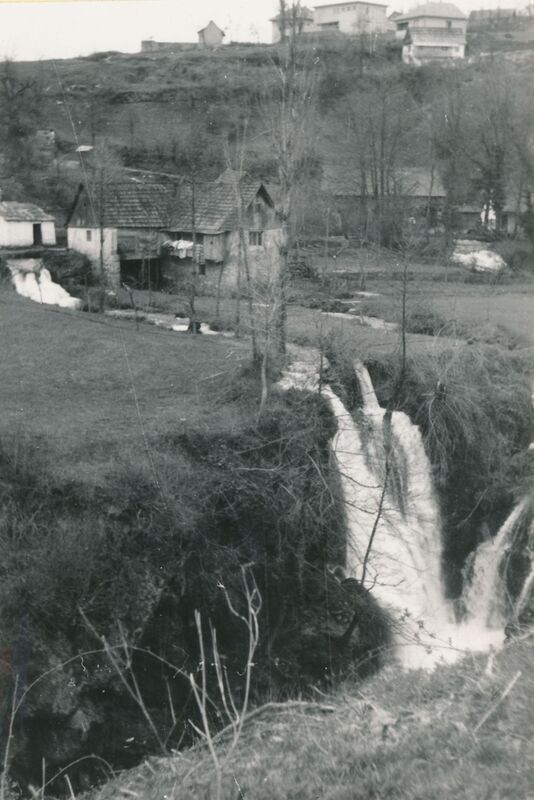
[[463, 497, 531, 628], [282, 355, 531, 668], [8, 259, 81, 310], [324, 366, 454, 668]]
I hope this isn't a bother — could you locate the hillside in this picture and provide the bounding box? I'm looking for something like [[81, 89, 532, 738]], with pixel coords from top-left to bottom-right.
[[1, 39, 530, 217], [81, 633, 534, 800]]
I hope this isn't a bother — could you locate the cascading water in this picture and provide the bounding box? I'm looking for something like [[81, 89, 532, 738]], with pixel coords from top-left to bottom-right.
[[8, 259, 81, 310], [282, 353, 531, 668], [462, 497, 531, 628], [324, 366, 456, 667]]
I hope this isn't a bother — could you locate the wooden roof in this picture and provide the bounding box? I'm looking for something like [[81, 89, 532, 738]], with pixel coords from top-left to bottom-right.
[[67, 177, 274, 234], [0, 201, 55, 222], [169, 180, 272, 234], [395, 2, 466, 22], [66, 182, 172, 228]]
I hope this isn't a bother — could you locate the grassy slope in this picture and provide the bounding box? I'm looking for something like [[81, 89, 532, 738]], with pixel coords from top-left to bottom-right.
[[0, 288, 250, 477], [80, 635, 534, 800]]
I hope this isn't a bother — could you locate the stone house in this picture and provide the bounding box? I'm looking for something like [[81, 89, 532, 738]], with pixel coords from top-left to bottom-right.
[[0, 201, 56, 247], [198, 20, 225, 47], [66, 182, 169, 286], [394, 2, 467, 64], [66, 175, 281, 290], [161, 171, 281, 291]]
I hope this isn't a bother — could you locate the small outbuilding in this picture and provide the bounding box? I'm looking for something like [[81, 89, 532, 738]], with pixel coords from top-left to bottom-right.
[[0, 201, 56, 247], [198, 21, 225, 47]]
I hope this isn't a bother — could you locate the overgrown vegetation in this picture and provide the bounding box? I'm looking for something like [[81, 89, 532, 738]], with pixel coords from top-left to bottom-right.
[[71, 632, 534, 800], [0, 362, 392, 793]]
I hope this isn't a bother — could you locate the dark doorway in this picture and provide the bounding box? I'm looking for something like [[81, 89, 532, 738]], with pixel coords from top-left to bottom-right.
[[120, 258, 161, 291], [32, 224, 42, 246]]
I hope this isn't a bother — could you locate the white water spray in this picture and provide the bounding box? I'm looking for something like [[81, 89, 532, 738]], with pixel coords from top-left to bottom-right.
[[8, 259, 81, 310], [282, 355, 532, 667]]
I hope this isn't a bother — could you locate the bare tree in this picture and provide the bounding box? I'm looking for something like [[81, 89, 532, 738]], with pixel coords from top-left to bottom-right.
[[261, 1, 318, 354]]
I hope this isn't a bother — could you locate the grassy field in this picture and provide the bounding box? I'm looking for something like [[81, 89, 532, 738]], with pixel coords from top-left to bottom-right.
[[3, 265, 531, 471], [0, 289, 252, 478], [79, 633, 534, 800]]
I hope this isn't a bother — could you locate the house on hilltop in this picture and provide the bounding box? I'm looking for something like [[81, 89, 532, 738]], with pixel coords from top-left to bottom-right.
[[0, 200, 56, 247], [66, 174, 281, 290], [140, 20, 225, 52], [198, 20, 225, 47], [394, 2, 467, 64], [313, 1, 390, 35], [271, 2, 390, 41], [271, 5, 315, 42]]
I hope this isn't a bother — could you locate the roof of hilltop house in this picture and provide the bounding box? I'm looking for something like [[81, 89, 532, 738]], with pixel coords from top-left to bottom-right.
[[0, 202, 55, 222], [395, 2, 466, 21], [66, 182, 174, 228], [169, 178, 274, 234], [198, 20, 225, 34], [323, 165, 446, 197]]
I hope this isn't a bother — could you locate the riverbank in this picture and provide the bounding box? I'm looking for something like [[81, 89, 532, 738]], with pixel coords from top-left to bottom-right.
[[79, 632, 534, 800]]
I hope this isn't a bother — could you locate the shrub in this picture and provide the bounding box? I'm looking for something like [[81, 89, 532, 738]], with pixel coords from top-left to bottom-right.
[[41, 250, 95, 292], [492, 240, 534, 272], [0, 380, 389, 792]]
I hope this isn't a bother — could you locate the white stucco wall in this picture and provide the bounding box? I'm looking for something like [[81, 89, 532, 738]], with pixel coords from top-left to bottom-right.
[[68, 225, 120, 285], [68, 226, 117, 261], [223, 229, 282, 287], [0, 218, 56, 247], [272, 17, 316, 42], [405, 17, 466, 30], [402, 41, 466, 64], [315, 3, 389, 34]]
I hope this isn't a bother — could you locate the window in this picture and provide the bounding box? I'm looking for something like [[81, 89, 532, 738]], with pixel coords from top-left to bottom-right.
[[249, 231, 263, 246], [86, 230, 92, 242], [447, 20, 452, 28], [253, 201, 262, 215]]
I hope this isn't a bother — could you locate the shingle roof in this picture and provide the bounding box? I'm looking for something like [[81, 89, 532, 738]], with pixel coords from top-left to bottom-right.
[[68, 177, 273, 234], [0, 201, 55, 222], [169, 181, 272, 234], [395, 2, 466, 22], [323, 165, 446, 197], [69, 182, 173, 228], [198, 20, 225, 34]]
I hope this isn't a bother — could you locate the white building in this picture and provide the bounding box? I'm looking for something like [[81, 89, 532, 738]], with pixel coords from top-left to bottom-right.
[[0, 202, 56, 247], [271, 5, 315, 42], [394, 2, 467, 64], [313, 1, 390, 34], [198, 20, 225, 47], [271, 2, 390, 41]]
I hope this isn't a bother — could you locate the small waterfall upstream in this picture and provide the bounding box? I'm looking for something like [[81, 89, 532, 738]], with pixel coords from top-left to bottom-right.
[[8, 259, 81, 310], [282, 354, 532, 668]]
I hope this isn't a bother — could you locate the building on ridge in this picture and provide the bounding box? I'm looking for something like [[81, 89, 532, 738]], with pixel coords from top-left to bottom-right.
[[393, 2, 467, 64]]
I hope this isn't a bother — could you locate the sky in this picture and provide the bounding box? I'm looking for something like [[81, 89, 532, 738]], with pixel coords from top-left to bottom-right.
[[0, 0, 526, 61]]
